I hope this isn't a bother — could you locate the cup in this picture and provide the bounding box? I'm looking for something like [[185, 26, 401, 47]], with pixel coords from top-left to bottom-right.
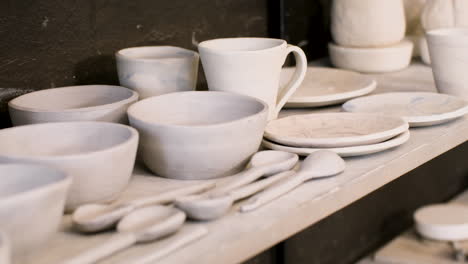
[[198, 38, 307, 120], [116, 46, 199, 99], [426, 28, 468, 100]]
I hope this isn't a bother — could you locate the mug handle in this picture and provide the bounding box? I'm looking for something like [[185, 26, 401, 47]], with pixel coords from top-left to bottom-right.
[[274, 45, 307, 118]]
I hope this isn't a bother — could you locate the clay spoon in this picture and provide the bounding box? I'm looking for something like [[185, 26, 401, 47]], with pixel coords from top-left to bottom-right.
[[63, 206, 186, 264], [241, 150, 346, 212], [210, 150, 299, 195], [72, 182, 213, 233], [175, 170, 295, 221]]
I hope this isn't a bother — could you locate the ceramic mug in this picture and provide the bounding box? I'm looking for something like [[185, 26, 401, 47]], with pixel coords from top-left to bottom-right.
[[426, 28, 468, 101], [116, 46, 199, 99], [198, 38, 307, 120]]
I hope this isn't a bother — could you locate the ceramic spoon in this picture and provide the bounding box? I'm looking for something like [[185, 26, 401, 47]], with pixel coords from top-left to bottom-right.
[[175, 170, 295, 221], [241, 150, 346, 212], [72, 182, 213, 232], [210, 150, 299, 195], [63, 206, 186, 264]]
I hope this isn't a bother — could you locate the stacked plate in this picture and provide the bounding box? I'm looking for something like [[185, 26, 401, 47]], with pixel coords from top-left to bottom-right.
[[262, 113, 410, 157]]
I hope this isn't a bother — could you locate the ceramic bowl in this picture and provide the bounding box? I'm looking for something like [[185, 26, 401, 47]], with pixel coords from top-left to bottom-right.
[[0, 164, 71, 262], [8, 85, 139, 126], [128, 91, 268, 180], [0, 122, 139, 212], [328, 40, 413, 73]]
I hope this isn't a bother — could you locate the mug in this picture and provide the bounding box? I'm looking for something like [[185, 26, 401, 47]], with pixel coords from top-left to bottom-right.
[[198, 38, 307, 120], [116, 46, 199, 99]]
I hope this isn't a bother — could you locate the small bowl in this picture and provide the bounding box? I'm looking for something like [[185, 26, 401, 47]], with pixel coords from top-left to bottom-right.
[[328, 40, 414, 73], [0, 164, 71, 262], [8, 85, 139, 126], [0, 122, 139, 212], [128, 91, 268, 180]]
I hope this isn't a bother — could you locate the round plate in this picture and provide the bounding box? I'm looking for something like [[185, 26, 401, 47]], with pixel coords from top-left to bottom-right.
[[281, 67, 376, 108], [262, 131, 410, 157], [414, 204, 468, 241], [343, 92, 468, 127], [264, 113, 409, 148]]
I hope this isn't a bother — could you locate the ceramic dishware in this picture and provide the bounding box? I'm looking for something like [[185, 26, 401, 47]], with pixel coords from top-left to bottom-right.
[[281, 67, 376, 108], [198, 37, 307, 120], [0, 164, 71, 262], [8, 85, 138, 126], [419, 37, 431, 64], [127, 91, 268, 180], [0, 122, 138, 212], [414, 204, 468, 241], [0, 232, 10, 264], [116, 46, 199, 99], [73, 182, 214, 232], [241, 150, 345, 212], [176, 170, 294, 221], [426, 28, 468, 101], [343, 92, 468, 127], [64, 206, 186, 264], [264, 113, 409, 148]]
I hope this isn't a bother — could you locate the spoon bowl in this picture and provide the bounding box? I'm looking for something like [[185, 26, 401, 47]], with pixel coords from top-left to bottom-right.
[[175, 194, 232, 221]]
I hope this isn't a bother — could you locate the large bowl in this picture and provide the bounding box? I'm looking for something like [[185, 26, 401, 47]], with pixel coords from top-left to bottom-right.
[[8, 85, 139, 126], [128, 91, 268, 180], [0, 122, 139, 212], [0, 164, 71, 262]]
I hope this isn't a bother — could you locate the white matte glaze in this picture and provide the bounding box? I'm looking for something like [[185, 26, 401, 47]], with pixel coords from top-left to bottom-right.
[[414, 204, 468, 241]]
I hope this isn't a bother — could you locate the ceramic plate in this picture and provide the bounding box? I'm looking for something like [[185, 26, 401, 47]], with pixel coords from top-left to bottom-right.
[[414, 204, 468, 241], [262, 131, 410, 157], [342, 92, 468, 127], [281, 67, 376, 108], [264, 113, 409, 148]]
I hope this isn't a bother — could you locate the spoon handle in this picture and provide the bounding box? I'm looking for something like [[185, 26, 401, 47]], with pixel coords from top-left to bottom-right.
[[210, 167, 266, 195], [62, 233, 136, 264]]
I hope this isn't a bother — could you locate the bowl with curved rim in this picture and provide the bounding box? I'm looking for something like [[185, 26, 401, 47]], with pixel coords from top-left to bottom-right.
[[0, 163, 71, 263], [127, 91, 268, 180], [8, 85, 139, 126], [0, 122, 139, 212]]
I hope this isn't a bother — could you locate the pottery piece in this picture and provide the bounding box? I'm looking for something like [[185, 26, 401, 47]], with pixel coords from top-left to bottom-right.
[[0, 232, 11, 264], [331, 0, 405, 48], [426, 28, 468, 101], [421, 0, 468, 31], [8, 85, 138, 126], [241, 150, 345, 212], [262, 131, 410, 157], [198, 37, 307, 120], [328, 40, 413, 74], [264, 113, 409, 148], [116, 46, 199, 99], [343, 92, 468, 127], [0, 122, 138, 212], [419, 36, 431, 64], [280, 67, 376, 108], [127, 91, 268, 180], [404, 0, 427, 57], [0, 164, 71, 262], [64, 206, 186, 264], [414, 204, 468, 241]]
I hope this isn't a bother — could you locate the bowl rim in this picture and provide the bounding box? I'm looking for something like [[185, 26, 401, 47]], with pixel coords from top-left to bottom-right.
[[328, 39, 413, 52], [127, 91, 269, 129], [115, 46, 199, 62], [8, 85, 139, 113]]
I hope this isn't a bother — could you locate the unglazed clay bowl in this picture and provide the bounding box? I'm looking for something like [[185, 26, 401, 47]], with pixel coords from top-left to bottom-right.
[[0, 122, 138, 212], [8, 85, 138, 126], [0, 164, 71, 262], [328, 40, 413, 73], [128, 91, 268, 180]]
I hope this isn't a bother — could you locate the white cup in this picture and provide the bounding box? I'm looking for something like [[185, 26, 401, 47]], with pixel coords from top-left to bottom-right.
[[198, 38, 307, 120], [426, 28, 468, 100], [116, 46, 199, 99]]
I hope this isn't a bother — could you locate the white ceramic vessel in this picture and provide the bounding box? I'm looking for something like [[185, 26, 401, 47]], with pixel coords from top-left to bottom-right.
[[0, 122, 138, 212], [280, 67, 376, 108], [421, 0, 468, 31], [8, 85, 138, 126], [414, 204, 468, 241], [0, 164, 71, 263], [198, 37, 307, 120], [419, 37, 430, 65], [128, 91, 268, 180], [116, 46, 199, 99]]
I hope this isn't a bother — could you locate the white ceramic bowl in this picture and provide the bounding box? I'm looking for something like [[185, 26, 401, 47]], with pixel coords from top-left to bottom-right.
[[0, 122, 139, 212], [128, 91, 268, 180], [0, 164, 71, 262], [328, 40, 414, 73], [8, 85, 139, 126]]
